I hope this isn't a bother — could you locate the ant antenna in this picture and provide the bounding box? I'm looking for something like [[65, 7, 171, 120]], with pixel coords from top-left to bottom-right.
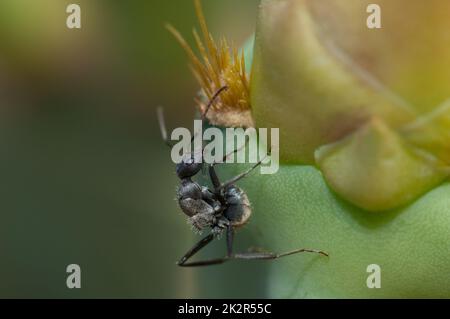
[[157, 106, 173, 148], [190, 85, 229, 146], [194, 85, 229, 153], [157, 86, 228, 151], [201, 86, 229, 121], [185, 86, 230, 161]]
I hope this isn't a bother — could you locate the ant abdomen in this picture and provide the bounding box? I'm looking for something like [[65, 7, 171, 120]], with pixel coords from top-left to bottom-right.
[[223, 186, 252, 228]]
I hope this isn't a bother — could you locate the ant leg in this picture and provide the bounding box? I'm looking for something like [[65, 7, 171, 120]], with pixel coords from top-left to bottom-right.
[[177, 226, 237, 267], [218, 157, 267, 191], [214, 137, 250, 166], [208, 138, 251, 191], [224, 225, 327, 260], [177, 233, 229, 267], [209, 165, 221, 190], [226, 226, 234, 256], [230, 248, 329, 261], [177, 230, 327, 267]]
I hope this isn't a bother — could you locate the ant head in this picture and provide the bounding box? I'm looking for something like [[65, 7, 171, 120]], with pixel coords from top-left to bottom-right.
[[176, 153, 203, 179]]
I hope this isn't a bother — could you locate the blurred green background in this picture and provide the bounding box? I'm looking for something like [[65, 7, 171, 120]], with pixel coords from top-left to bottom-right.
[[0, 0, 264, 298]]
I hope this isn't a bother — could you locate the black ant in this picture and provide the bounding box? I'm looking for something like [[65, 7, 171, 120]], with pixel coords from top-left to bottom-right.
[[157, 87, 328, 267]]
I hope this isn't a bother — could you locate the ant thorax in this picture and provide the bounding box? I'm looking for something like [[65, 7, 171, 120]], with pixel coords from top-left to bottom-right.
[[222, 185, 252, 228]]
